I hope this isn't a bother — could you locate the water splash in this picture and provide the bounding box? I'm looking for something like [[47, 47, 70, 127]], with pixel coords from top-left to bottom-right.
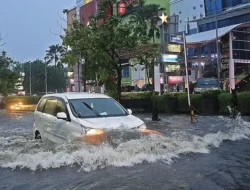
[[0, 117, 249, 172]]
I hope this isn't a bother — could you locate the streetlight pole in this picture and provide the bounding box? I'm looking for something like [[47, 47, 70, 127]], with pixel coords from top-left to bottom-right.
[[215, 0, 221, 87], [29, 61, 32, 96], [44, 58, 48, 94]]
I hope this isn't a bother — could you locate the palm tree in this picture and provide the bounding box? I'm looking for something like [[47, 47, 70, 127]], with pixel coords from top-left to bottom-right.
[[130, 4, 163, 121], [45, 44, 66, 76]]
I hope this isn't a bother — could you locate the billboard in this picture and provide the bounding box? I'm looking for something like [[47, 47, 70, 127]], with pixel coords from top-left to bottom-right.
[[168, 76, 184, 85]]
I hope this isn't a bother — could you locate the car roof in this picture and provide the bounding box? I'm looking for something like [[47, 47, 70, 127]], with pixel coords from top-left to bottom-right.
[[197, 77, 217, 80], [42, 92, 110, 100]]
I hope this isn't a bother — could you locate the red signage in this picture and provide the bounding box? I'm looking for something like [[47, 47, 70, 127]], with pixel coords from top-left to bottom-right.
[[117, 2, 127, 15], [117, 0, 142, 15], [168, 76, 184, 85]]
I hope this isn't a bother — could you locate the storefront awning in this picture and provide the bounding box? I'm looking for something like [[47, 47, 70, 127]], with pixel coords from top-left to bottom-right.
[[186, 23, 246, 47]]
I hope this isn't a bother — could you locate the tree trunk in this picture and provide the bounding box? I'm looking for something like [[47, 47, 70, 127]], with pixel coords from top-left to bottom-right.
[[54, 57, 57, 93], [116, 68, 122, 103], [145, 65, 150, 84], [83, 62, 87, 92], [151, 62, 159, 121], [54, 55, 57, 77]]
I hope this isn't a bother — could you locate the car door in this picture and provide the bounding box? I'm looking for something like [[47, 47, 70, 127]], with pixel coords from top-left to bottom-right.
[[34, 97, 47, 137], [50, 98, 70, 142], [42, 98, 58, 141], [51, 98, 82, 143]]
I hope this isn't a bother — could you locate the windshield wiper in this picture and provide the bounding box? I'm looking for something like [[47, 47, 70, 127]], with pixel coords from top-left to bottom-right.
[[82, 102, 101, 117], [69, 102, 81, 118]]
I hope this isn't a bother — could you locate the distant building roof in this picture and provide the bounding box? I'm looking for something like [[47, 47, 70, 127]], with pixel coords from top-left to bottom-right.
[[186, 23, 250, 47]]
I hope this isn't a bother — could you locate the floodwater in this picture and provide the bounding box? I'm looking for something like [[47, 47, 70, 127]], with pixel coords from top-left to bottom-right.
[[0, 110, 250, 190]]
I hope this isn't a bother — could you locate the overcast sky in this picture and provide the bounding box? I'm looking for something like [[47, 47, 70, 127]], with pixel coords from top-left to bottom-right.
[[0, 0, 75, 62]]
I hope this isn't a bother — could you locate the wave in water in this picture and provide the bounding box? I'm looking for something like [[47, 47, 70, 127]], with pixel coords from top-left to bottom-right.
[[0, 117, 249, 172]]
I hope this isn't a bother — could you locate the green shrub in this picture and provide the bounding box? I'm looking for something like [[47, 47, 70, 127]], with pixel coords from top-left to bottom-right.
[[218, 93, 231, 114], [156, 96, 165, 113], [191, 94, 202, 113], [201, 90, 222, 98], [177, 93, 189, 113], [4, 96, 41, 105], [121, 92, 154, 100], [237, 91, 250, 115], [106, 90, 118, 100], [163, 92, 181, 99], [176, 93, 202, 113]]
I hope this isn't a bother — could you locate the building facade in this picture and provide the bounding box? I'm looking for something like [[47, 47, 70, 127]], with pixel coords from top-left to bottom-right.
[[183, 0, 250, 91], [67, 0, 185, 92], [170, 0, 205, 34], [67, 7, 76, 31], [199, 1, 250, 32]]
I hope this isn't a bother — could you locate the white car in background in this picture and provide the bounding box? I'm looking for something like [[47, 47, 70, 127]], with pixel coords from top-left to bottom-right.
[[33, 93, 160, 144]]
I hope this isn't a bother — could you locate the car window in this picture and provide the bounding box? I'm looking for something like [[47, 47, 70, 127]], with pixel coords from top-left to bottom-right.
[[197, 79, 218, 87], [43, 99, 57, 116], [55, 99, 66, 116], [69, 98, 127, 118], [37, 98, 47, 112]]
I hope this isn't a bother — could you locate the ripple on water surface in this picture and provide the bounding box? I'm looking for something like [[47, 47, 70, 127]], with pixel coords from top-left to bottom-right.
[[0, 111, 250, 173]]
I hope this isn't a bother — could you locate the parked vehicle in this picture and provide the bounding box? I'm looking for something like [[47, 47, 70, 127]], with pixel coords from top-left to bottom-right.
[[33, 93, 162, 144], [193, 78, 220, 94], [141, 84, 153, 91]]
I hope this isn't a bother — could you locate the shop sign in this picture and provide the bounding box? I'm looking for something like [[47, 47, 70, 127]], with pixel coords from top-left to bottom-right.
[[162, 54, 178, 63], [221, 57, 229, 71], [165, 65, 180, 73], [160, 77, 164, 84], [234, 59, 250, 64], [167, 44, 183, 53], [170, 34, 184, 43], [168, 76, 183, 85]]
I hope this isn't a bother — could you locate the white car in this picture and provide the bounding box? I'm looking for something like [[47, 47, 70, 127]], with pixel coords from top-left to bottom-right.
[[33, 93, 152, 144]]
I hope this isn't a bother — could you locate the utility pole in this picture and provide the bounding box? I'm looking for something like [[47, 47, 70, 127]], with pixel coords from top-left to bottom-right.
[[29, 61, 32, 96], [183, 31, 195, 123], [215, 0, 221, 87]]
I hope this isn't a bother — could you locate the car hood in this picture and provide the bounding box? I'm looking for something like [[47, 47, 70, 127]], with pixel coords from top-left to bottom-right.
[[78, 115, 144, 130]]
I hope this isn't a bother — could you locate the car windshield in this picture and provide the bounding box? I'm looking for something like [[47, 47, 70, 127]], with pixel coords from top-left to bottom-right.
[[197, 79, 218, 87], [69, 98, 128, 118]]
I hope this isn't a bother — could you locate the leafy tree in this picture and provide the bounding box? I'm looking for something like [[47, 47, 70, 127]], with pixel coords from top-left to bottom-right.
[[45, 44, 66, 76], [62, 0, 140, 101], [0, 51, 19, 96], [62, 22, 99, 92], [22, 60, 66, 94], [130, 4, 163, 121]]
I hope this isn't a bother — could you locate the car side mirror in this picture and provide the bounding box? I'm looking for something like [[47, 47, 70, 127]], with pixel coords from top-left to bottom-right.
[[57, 112, 67, 120], [127, 109, 132, 115]]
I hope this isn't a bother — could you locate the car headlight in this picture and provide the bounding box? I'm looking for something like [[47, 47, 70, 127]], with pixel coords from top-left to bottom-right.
[[81, 125, 104, 135], [138, 123, 147, 129], [212, 87, 219, 90], [194, 88, 202, 92]]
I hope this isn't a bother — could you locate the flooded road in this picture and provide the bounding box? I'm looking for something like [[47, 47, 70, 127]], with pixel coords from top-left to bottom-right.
[[0, 110, 250, 190]]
